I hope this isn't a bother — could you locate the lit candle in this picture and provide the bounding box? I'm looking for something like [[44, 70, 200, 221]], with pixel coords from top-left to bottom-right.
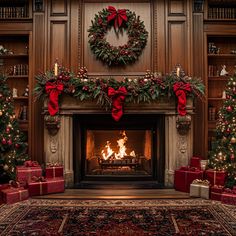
[[176, 67, 180, 77], [54, 62, 58, 76]]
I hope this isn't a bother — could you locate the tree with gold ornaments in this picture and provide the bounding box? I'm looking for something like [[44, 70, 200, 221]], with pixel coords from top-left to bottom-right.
[[0, 74, 28, 183], [208, 73, 236, 187]]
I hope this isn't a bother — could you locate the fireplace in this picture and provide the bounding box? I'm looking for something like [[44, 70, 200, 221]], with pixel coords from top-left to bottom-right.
[[43, 96, 194, 188], [73, 114, 165, 187]]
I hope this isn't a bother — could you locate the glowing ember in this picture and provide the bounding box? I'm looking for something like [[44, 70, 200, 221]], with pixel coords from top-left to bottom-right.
[[101, 131, 136, 160]]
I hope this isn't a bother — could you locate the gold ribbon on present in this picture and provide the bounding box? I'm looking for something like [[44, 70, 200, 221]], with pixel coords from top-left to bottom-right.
[[46, 162, 62, 167], [192, 179, 210, 186]]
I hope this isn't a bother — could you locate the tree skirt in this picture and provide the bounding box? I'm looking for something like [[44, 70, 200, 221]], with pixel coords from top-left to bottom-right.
[[0, 199, 236, 235]]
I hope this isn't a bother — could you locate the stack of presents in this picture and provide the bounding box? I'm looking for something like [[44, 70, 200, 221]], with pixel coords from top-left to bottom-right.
[[175, 157, 236, 205], [0, 161, 64, 204]]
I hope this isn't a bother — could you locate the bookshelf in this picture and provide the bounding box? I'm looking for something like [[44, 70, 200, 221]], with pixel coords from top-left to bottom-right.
[[0, 34, 31, 153], [205, 34, 236, 154], [0, 0, 31, 19], [205, 0, 236, 20]]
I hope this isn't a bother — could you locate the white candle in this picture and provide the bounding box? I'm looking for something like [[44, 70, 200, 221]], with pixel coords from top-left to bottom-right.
[[54, 62, 58, 76], [176, 67, 180, 77]]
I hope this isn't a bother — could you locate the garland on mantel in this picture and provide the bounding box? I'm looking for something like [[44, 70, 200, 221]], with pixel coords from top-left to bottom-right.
[[34, 65, 205, 121]]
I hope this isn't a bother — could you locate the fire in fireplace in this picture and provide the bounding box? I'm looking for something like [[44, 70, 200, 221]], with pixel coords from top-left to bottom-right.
[[73, 114, 165, 187]]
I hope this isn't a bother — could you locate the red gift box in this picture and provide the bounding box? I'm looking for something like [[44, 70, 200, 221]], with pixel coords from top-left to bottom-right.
[[174, 168, 204, 193], [221, 192, 236, 205], [0, 183, 10, 201], [28, 181, 48, 196], [16, 166, 42, 186], [45, 166, 63, 179], [190, 157, 202, 169], [210, 185, 224, 201], [205, 169, 227, 186], [1, 187, 29, 204], [47, 178, 65, 194]]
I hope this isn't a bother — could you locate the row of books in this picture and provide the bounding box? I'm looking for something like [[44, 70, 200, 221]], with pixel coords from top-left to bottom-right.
[[15, 105, 28, 121], [8, 64, 29, 76], [208, 7, 236, 19], [0, 7, 28, 19], [208, 107, 217, 121], [208, 65, 220, 77]]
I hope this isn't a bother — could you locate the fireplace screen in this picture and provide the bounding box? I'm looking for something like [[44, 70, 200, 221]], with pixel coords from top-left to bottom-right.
[[85, 129, 152, 176]]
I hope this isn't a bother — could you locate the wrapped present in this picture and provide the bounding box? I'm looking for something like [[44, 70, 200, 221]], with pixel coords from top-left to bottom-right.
[[221, 189, 236, 205], [28, 178, 48, 196], [190, 157, 202, 169], [205, 169, 227, 186], [16, 165, 42, 186], [0, 183, 10, 201], [210, 185, 224, 201], [1, 187, 29, 204], [190, 179, 210, 199], [47, 178, 65, 194], [174, 168, 204, 193], [45, 165, 63, 179]]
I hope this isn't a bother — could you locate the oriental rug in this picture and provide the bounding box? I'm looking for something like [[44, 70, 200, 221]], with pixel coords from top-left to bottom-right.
[[0, 199, 236, 235]]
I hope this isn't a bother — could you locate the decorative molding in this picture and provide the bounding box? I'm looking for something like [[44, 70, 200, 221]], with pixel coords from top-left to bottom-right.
[[50, 135, 58, 153], [34, 0, 44, 12], [193, 0, 204, 13], [78, 0, 82, 66], [153, 1, 158, 72]]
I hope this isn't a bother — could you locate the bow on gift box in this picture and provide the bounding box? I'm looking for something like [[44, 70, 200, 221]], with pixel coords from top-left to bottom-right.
[[108, 87, 127, 121], [173, 82, 191, 116], [45, 81, 64, 116], [192, 179, 210, 186], [31, 176, 46, 182], [9, 180, 20, 188], [46, 162, 62, 167], [24, 160, 39, 167], [107, 6, 127, 29]]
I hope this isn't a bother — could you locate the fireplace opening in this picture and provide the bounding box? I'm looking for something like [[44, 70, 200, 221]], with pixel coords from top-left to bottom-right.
[[73, 114, 165, 188]]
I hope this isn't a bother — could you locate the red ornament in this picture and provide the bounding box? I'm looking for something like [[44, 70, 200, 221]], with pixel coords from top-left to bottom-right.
[[7, 139, 12, 145], [15, 143, 20, 149], [2, 138, 6, 144], [231, 154, 235, 160], [6, 127, 10, 133], [227, 106, 233, 112]]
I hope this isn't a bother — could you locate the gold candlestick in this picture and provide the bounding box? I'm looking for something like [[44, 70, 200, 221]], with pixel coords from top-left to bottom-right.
[[54, 61, 58, 76], [176, 67, 180, 77]]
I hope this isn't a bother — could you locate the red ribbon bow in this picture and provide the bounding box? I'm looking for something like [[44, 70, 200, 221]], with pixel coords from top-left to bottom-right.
[[45, 82, 64, 116], [173, 82, 191, 116], [24, 160, 40, 167], [108, 87, 127, 121], [107, 6, 127, 28]]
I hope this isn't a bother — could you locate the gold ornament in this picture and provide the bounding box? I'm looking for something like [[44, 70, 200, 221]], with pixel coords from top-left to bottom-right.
[[231, 137, 236, 144], [0, 110, 2, 116], [3, 164, 9, 171]]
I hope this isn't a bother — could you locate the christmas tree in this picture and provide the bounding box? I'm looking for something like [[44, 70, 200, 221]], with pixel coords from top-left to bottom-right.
[[0, 74, 28, 183], [208, 73, 236, 187]]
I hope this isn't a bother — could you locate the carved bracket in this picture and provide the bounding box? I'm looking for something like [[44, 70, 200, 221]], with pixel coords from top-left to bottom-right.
[[176, 115, 191, 135], [44, 115, 60, 136]]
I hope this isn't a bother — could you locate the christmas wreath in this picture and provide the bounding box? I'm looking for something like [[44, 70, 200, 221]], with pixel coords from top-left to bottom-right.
[[34, 65, 205, 122], [88, 6, 148, 66]]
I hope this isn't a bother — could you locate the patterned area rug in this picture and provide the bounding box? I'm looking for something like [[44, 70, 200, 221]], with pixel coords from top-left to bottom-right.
[[0, 199, 236, 235]]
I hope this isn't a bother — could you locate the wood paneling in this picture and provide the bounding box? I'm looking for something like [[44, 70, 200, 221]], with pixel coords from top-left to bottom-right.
[[168, 0, 185, 16], [167, 21, 187, 71], [50, 0, 68, 16], [83, 2, 152, 76], [32, 13, 45, 163], [49, 21, 69, 66]]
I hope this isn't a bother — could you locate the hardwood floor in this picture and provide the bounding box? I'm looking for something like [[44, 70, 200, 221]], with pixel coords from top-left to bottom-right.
[[34, 188, 189, 200]]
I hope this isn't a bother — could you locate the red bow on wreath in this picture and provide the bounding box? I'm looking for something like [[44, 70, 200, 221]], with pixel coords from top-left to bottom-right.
[[45, 81, 64, 116], [107, 6, 127, 28], [173, 82, 191, 116], [108, 87, 127, 121]]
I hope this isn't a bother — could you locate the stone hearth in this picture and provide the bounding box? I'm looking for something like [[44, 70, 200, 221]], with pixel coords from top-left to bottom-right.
[[43, 96, 193, 187]]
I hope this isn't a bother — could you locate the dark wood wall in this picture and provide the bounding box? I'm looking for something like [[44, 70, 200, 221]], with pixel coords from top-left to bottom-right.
[[31, 0, 204, 162]]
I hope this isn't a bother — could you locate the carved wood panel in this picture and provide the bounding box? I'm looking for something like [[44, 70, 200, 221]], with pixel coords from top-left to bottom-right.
[[50, 0, 68, 16], [49, 21, 69, 66]]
